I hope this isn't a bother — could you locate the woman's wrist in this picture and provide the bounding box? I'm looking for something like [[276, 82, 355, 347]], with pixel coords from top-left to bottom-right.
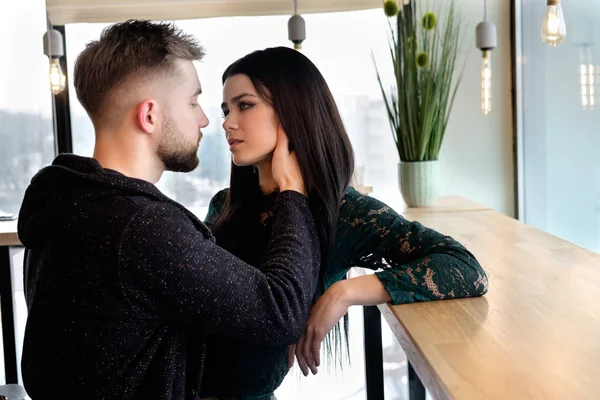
[[335, 275, 392, 307]]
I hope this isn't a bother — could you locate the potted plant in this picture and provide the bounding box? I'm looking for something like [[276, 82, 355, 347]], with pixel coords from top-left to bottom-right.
[[375, 0, 464, 207]]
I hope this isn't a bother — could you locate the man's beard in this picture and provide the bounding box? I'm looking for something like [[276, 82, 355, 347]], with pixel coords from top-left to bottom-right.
[[157, 114, 199, 173]]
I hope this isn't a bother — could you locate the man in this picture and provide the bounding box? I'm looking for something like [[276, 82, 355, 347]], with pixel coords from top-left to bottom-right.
[[18, 20, 320, 399]]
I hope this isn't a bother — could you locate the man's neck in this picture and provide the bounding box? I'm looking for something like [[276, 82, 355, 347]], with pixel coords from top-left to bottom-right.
[[93, 133, 163, 184]]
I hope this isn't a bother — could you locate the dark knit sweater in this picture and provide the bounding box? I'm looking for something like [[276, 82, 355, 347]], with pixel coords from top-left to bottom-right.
[[17, 154, 320, 399], [199, 187, 489, 399]]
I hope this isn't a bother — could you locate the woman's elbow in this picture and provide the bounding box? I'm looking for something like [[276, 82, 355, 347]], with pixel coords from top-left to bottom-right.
[[464, 257, 489, 297], [473, 267, 489, 296]]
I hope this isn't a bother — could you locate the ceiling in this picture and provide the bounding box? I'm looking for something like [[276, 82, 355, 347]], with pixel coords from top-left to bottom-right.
[[46, 0, 382, 25]]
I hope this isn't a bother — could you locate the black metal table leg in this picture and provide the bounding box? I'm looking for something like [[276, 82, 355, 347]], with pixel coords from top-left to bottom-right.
[[408, 361, 426, 400], [363, 305, 384, 400], [0, 246, 18, 383]]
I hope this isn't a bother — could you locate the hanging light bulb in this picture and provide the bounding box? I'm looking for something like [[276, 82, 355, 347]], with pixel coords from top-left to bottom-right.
[[43, 27, 66, 95], [288, 0, 306, 50], [49, 58, 66, 95], [476, 6, 497, 116], [481, 50, 492, 115], [579, 45, 596, 110], [541, 0, 567, 47]]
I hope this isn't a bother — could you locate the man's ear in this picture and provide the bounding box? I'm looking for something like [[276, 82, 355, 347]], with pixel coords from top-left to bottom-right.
[[136, 99, 158, 134]]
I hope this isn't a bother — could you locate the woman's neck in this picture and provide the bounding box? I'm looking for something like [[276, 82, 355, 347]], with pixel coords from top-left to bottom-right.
[[256, 160, 278, 195]]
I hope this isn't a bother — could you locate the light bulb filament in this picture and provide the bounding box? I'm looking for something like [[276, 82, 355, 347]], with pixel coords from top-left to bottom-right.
[[49, 58, 66, 95], [481, 50, 492, 115]]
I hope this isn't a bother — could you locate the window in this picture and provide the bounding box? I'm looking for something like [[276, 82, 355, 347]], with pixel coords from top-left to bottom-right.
[[517, 0, 600, 253], [66, 10, 404, 219], [0, 0, 55, 217]]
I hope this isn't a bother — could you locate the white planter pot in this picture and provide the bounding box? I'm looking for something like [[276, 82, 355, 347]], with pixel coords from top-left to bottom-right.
[[399, 160, 440, 207]]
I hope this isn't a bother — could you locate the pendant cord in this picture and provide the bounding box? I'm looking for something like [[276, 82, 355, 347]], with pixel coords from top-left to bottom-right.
[[484, 0, 487, 20]]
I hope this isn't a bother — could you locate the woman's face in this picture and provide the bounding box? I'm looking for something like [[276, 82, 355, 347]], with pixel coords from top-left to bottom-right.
[[221, 74, 279, 167]]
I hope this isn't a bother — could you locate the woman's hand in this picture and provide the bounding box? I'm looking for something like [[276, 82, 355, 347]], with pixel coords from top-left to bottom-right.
[[272, 125, 305, 196], [293, 275, 392, 376]]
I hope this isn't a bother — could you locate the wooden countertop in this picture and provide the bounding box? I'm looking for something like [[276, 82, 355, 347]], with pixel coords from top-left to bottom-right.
[[400, 196, 491, 215], [0, 220, 20, 246], [381, 208, 600, 400]]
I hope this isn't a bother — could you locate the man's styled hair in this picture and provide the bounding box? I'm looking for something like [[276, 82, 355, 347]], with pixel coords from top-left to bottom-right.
[[74, 20, 205, 123]]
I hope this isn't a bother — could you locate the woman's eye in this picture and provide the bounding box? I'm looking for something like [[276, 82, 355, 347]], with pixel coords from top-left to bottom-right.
[[239, 102, 252, 111], [221, 110, 229, 119]]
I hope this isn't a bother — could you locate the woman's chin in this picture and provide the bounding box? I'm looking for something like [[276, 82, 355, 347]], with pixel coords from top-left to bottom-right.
[[231, 157, 252, 168], [231, 153, 272, 168]]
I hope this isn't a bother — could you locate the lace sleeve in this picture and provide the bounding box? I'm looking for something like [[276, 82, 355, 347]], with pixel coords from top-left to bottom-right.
[[204, 188, 228, 227], [335, 188, 488, 305]]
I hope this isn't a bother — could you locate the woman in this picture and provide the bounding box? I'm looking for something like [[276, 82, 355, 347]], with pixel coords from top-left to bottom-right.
[[198, 47, 488, 399]]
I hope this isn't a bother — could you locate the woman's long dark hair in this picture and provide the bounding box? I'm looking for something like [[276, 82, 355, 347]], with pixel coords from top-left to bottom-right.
[[212, 48, 354, 354], [212, 47, 354, 365], [213, 47, 354, 283]]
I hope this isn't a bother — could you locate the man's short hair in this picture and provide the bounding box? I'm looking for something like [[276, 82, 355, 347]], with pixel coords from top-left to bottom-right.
[[74, 20, 205, 123]]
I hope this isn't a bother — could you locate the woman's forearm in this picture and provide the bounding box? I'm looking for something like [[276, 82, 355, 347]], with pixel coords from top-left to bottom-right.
[[335, 274, 392, 307]]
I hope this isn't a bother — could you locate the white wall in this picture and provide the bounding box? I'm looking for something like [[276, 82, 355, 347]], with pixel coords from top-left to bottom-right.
[[440, 0, 515, 217]]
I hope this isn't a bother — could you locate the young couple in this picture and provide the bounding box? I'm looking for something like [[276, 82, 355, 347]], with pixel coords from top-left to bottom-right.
[[18, 20, 488, 399]]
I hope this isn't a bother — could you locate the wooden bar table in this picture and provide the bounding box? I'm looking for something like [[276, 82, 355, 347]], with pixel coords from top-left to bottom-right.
[[379, 208, 600, 400]]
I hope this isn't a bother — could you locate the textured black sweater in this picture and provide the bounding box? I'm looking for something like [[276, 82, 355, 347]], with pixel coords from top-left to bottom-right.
[[17, 154, 320, 399]]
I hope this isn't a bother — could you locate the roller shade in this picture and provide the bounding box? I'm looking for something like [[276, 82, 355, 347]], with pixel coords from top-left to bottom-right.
[[47, 0, 382, 25]]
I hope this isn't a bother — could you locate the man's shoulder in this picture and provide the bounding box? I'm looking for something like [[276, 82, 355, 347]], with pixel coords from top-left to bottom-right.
[[118, 195, 213, 242], [122, 194, 166, 211], [82, 193, 195, 240], [92, 192, 169, 220]]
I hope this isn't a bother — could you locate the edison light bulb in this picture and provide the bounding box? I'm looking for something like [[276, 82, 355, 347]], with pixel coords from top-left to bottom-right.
[[579, 64, 595, 110], [579, 46, 596, 110], [541, 0, 567, 47], [481, 50, 492, 115], [49, 58, 66, 95]]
